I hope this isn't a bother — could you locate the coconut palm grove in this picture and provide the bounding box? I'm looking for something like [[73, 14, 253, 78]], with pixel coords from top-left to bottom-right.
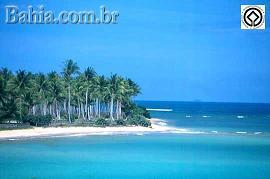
[[0, 59, 151, 128]]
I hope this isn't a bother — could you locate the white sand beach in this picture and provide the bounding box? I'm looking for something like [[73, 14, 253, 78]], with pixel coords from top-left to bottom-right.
[[0, 118, 189, 140]]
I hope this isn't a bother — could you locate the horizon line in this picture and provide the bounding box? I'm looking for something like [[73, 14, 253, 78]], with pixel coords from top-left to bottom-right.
[[134, 99, 270, 105]]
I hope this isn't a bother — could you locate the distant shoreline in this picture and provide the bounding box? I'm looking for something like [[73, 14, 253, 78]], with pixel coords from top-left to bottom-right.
[[0, 118, 189, 140]]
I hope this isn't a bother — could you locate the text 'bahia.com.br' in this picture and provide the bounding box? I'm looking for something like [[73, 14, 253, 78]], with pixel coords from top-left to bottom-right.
[[5, 5, 119, 24]]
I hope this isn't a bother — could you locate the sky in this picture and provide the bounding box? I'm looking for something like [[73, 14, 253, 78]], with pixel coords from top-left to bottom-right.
[[0, 0, 269, 103]]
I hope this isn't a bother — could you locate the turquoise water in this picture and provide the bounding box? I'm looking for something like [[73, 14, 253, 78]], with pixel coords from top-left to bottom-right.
[[1, 101, 270, 178], [1, 135, 270, 179]]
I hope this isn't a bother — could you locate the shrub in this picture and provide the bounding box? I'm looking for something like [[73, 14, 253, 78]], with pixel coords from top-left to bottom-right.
[[94, 118, 109, 127], [138, 117, 151, 127], [123, 102, 151, 119], [0, 123, 31, 130], [23, 115, 52, 126], [60, 113, 76, 122], [141, 107, 151, 119], [115, 119, 126, 126], [126, 115, 151, 127]]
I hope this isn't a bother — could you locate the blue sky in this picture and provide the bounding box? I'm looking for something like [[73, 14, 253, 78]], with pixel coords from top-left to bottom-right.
[[0, 0, 269, 103]]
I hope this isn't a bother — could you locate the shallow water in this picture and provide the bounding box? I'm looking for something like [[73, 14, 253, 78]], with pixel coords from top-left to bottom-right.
[[1, 134, 270, 179]]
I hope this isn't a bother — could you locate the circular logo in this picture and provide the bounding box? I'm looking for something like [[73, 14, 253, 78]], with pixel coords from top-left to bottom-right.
[[242, 6, 264, 28]]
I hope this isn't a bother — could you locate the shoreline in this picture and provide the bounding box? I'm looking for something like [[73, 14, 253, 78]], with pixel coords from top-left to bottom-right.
[[0, 118, 189, 140]]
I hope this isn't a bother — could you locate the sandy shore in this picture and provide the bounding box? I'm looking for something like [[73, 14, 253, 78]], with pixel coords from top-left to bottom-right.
[[0, 118, 190, 140]]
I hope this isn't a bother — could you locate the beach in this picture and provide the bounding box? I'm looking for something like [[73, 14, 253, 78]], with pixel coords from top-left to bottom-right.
[[0, 118, 188, 140]]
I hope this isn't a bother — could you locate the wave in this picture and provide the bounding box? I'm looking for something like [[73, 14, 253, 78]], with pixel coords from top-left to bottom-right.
[[237, 116, 245, 119], [146, 108, 173, 112], [158, 122, 167, 126], [236, 131, 247, 134], [8, 138, 19, 141], [185, 115, 192, 118], [202, 115, 211, 118], [169, 130, 206, 134]]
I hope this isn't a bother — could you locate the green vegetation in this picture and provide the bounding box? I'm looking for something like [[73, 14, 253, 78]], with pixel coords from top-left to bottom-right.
[[0, 60, 151, 128], [94, 118, 109, 127], [23, 115, 52, 127]]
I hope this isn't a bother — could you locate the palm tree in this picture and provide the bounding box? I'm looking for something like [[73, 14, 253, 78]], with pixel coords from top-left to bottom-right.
[[92, 76, 100, 118], [48, 71, 64, 120], [0, 68, 17, 123], [10, 70, 31, 120], [126, 78, 140, 97], [0, 95, 18, 123], [35, 73, 49, 115], [0, 68, 13, 83], [72, 75, 85, 119], [108, 74, 120, 120], [0, 68, 13, 104], [83, 67, 96, 120], [0, 76, 7, 105], [62, 59, 79, 123], [122, 78, 140, 118], [23, 91, 36, 115], [97, 75, 109, 118]]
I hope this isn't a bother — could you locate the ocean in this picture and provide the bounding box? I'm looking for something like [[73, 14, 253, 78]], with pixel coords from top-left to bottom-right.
[[137, 101, 270, 135], [0, 101, 270, 178]]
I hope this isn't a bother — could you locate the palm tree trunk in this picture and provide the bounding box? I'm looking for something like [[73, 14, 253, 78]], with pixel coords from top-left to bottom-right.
[[85, 88, 88, 119], [49, 105, 52, 115], [116, 101, 118, 119], [19, 97, 22, 120], [110, 96, 114, 120], [57, 106, 61, 120], [107, 103, 110, 116], [43, 102, 46, 116], [81, 103, 85, 119], [95, 98, 98, 117], [55, 101, 58, 120], [32, 106, 36, 115], [68, 85, 71, 123], [77, 99, 80, 119], [88, 106, 91, 120], [54, 101, 57, 119], [98, 100, 101, 118], [64, 100, 67, 113], [57, 101, 61, 120], [88, 106, 90, 120], [119, 101, 122, 119]]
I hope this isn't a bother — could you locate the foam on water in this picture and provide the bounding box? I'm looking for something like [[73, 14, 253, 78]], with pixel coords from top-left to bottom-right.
[[236, 131, 247, 134], [66, 134, 89, 137], [158, 122, 167, 126]]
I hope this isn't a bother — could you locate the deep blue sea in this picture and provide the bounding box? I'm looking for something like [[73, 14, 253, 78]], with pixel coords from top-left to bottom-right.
[[1, 101, 270, 179], [137, 101, 270, 135]]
